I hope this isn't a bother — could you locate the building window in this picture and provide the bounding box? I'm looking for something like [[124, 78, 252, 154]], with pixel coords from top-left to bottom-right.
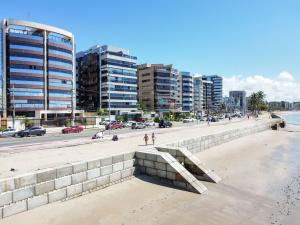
[[142, 73, 150, 77], [142, 85, 150, 89], [142, 79, 150, 83]]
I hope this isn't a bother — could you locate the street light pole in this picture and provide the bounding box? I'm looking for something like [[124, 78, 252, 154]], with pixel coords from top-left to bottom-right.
[[108, 65, 111, 135], [12, 83, 15, 129]]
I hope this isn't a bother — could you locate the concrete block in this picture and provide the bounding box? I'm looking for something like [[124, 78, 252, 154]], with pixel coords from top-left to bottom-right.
[[2, 201, 27, 218], [71, 172, 87, 185], [100, 156, 113, 167], [137, 159, 144, 166], [166, 163, 177, 173], [173, 180, 187, 189], [83, 180, 97, 192], [0, 207, 2, 219], [123, 151, 135, 161], [35, 181, 55, 196], [48, 189, 66, 203], [113, 162, 124, 172], [157, 170, 167, 178], [0, 191, 12, 206], [101, 165, 113, 176], [110, 171, 121, 183], [112, 154, 123, 164], [135, 151, 146, 159], [145, 168, 156, 176], [13, 186, 34, 202], [87, 159, 101, 170], [87, 168, 101, 180], [56, 165, 73, 178], [167, 172, 176, 180], [124, 159, 134, 169], [121, 168, 132, 179], [36, 168, 56, 183], [27, 194, 48, 210], [96, 175, 109, 187], [144, 160, 154, 168], [145, 153, 157, 161], [55, 176, 71, 189], [154, 162, 167, 171], [67, 183, 82, 197], [72, 162, 88, 174], [14, 172, 37, 189], [0, 178, 15, 193]]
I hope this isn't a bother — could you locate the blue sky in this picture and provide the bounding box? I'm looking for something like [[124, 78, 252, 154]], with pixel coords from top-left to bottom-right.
[[1, 0, 299, 100]]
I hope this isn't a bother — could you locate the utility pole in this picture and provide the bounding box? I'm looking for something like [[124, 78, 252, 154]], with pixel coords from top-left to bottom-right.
[[13, 83, 15, 129], [108, 65, 111, 135], [71, 88, 74, 126]]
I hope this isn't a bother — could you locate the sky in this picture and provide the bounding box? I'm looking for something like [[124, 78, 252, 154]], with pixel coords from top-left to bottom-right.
[[1, 0, 299, 102]]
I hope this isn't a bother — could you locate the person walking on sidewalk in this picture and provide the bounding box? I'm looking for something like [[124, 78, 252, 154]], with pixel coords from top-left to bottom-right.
[[152, 132, 156, 145], [143, 134, 149, 146]]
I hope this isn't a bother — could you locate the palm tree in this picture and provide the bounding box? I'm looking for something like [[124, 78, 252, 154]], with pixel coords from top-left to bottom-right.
[[249, 92, 258, 113], [221, 102, 226, 114], [234, 97, 239, 113]]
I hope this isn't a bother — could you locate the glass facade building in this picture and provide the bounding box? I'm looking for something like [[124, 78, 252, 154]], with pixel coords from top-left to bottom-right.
[[201, 75, 223, 112], [180, 71, 193, 112], [76, 45, 137, 115], [193, 76, 203, 116], [0, 19, 74, 118]]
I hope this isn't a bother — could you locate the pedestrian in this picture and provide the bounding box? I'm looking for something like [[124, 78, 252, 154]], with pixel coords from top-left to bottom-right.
[[180, 161, 185, 168], [143, 134, 149, 146], [152, 132, 156, 145], [229, 116, 231, 122]]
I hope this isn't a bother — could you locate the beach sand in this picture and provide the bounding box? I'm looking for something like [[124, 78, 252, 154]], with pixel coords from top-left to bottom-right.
[[1, 128, 299, 224]]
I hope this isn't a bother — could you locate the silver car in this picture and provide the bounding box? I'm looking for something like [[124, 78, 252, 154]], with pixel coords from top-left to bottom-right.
[[0, 128, 18, 138], [132, 122, 146, 129]]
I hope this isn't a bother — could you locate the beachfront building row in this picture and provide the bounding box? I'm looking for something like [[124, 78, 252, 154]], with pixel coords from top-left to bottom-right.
[[0, 18, 83, 119]]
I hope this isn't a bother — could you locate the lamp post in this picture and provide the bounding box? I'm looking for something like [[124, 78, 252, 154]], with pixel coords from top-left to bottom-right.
[[108, 65, 111, 135], [12, 83, 15, 128]]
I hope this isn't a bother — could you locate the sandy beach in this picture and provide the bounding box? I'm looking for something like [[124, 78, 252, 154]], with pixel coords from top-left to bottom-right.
[[0, 114, 300, 224]]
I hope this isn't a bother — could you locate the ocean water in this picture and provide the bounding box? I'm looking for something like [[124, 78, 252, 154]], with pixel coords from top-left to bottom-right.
[[280, 113, 300, 130]]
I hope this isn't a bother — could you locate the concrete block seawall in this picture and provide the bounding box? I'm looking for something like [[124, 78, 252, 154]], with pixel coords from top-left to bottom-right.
[[164, 120, 280, 154], [0, 151, 139, 219]]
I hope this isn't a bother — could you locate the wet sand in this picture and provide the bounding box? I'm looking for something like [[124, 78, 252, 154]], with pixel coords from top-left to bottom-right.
[[1, 129, 299, 225]]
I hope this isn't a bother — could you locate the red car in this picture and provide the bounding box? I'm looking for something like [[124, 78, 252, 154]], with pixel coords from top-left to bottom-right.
[[62, 125, 83, 134], [105, 121, 123, 130], [136, 118, 147, 122]]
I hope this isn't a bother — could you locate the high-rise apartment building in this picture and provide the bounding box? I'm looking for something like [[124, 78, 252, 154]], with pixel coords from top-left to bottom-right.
[[0, 19, 76, 118], [202, 75, 223, 111], [136, 63, 180, 112], [202, 80, 213, 114], [180, 72, 193, 112], [193, 76, 203, 116], [76, 45, 137, 115], [229, 90, 247, 113]]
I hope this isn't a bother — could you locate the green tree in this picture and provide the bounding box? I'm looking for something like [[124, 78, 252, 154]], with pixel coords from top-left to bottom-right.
[[116, 115, 124, 122], [137, 102, 147, 112], [221, 102, 226, 114], [97, 108, 105, 116], [20, 118, 33, 128], [234, 97, 239, 113]]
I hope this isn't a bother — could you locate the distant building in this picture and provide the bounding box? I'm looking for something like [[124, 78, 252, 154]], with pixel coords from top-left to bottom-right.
[[229, 91, 247, 113], [193, 76, 203, 116], [136, 63, 180, 113], [202, 80, 213, 114], [201, 75, 223, 111], [180, 72, 193, 112], [76, 45, 138, 115]]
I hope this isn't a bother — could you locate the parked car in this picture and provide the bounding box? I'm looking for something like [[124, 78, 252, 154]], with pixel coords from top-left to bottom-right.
[[145, 120, 155, 126], [99, 119, 109, 125], [211, 117, 219, 122], [159, 120, 172, 128], [131, 122, 146, 129], [218, 115, 224, 119], [17, 126, 46, 137], [123, 121, 134, 127], [106, 121, 122, 130], [62, 125, 83, 134], [183, 117, 192, 123], [0, 128, 18, 138], [136, 118, 147, 122], [190, 118, 197, 122]]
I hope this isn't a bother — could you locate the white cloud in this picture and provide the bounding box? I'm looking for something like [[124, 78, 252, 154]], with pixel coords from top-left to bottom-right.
[[277, 71, 294, 81], [223, 72, 300, 102]]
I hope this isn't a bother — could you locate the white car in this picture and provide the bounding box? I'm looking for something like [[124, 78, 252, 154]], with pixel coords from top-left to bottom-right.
[[145, 121, 155, 126], [183, 117, 192, 123], [190, 118, 197, 122]]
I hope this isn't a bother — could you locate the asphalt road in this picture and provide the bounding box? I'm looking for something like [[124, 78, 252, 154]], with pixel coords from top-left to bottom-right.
[[0, 119, 230, 149]]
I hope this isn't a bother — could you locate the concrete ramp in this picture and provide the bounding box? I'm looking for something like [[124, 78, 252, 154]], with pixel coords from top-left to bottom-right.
[[155, 146, 221, 183], [135, 149, 207, 194]]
